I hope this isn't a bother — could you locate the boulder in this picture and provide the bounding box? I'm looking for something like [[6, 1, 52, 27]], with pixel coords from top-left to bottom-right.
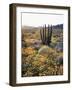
[[38, 46, 49, 55]]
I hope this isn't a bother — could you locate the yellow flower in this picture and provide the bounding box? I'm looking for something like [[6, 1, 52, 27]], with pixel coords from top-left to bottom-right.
[[22, 47, 36, 55]]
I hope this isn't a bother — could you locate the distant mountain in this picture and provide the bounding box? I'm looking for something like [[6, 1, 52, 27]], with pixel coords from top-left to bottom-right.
[[22, 24, 63, 31], [53, 24, 63, 29], [22, 26, 38, 30]]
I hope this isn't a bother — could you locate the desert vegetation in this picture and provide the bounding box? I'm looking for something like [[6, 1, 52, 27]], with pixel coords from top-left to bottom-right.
[[21, 24, 63, 77]]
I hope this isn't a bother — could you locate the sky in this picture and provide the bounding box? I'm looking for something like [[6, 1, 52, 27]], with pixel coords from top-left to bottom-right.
[[22, 12, 64, 27]]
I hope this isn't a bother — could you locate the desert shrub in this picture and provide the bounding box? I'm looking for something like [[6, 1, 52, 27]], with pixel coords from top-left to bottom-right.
[[22, 40, 27, 48], [22, 44, 63, 76], [22, 47, 36, 56], [50, 42, 57, 48], [56, 56, 63, 65], [52, 37, 58, 44]]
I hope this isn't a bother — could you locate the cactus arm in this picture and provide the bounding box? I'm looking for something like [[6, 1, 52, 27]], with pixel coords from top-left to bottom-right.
[[40, 29, 43, 43], [45, 24, 46, 44], [49, 25, 52, 43]]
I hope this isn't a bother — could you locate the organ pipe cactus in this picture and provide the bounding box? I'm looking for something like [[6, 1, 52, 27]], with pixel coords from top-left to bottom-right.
[[40, 24, 52, 46]]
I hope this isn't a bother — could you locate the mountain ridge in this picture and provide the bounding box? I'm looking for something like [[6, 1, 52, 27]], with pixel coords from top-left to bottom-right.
[[22, 24, 63, 30]]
